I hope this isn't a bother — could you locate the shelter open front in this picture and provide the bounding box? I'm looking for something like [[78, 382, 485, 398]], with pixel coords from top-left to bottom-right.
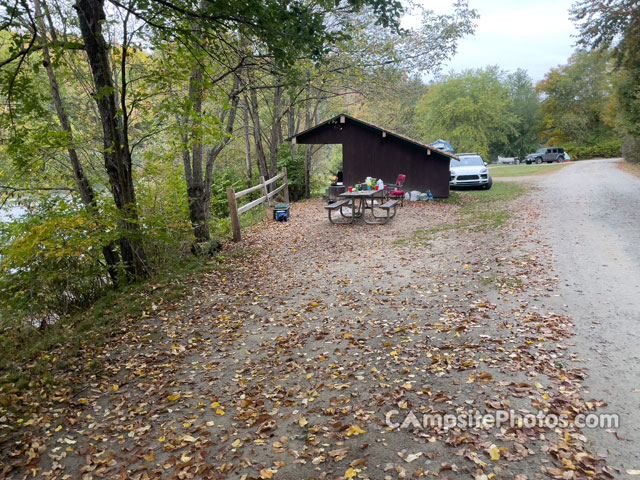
[[289, 114, 456, 198]]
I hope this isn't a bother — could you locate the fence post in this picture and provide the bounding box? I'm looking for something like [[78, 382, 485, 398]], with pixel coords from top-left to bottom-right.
[[227, 187, 241, 242], [282, 167, 290, 204], [260, 175, 270, 207]]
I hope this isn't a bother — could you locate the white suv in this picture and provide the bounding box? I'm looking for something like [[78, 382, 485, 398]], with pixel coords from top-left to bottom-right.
[[449, 153, 492, 190]]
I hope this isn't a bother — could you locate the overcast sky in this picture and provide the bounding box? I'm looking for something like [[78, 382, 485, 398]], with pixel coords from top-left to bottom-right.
[[408, 0, 580, 83]]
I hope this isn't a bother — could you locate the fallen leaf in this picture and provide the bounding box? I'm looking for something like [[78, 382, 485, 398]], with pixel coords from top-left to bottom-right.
[[346, 425, 365, 436], [260, 468, 275, 479], [405, 452, 423, 463], [344, 467, 359, 479], [488, 444, 500, 461]]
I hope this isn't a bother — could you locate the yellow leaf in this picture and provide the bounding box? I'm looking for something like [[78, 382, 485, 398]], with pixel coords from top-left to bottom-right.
[[183, 435, 197, 442], [143, 451, 155, 462], [232, 439, 242, 448], [180, 453, 192, 462], [159, 435, 166, 442], [298, 416, 308, 427], [168, 393, 180, 402], [260, 468, 274, 479], [216, 408, 225, 415], [346, 425, 365, 436], [54, 425, 62, 432], [535, 381, 543, 389], [488, 444, 500, 461], [344, 467, 359, 479]]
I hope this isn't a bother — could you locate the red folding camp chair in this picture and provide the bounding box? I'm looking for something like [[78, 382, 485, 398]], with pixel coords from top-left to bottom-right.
[[389, 174, 406, 206]]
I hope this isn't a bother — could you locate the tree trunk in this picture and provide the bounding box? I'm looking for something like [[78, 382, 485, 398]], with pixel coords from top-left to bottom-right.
[[268, 84, 282, 180], [287, 103, 297, 160], [181, 68, 239, 244], [243, 98, 252, 186], [35, 0, 120, 283], [248, 87, 269, 180], [75, 0, 147, 280], [184, 64, 210, 242], [303, 82, 312, 198]]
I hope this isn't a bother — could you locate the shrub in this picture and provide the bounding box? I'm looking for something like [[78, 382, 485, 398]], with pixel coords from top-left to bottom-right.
[[622, 135, 640, 164], [565, 138, 622, 160], [211, 170, 246, 218], [137, 158, 194, 271], [278, 146, 306, 201], [0, 196, 112, 328]]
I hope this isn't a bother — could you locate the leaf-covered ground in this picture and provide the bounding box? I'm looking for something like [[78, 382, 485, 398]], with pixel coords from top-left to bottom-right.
[[1, 191, 616, 479]]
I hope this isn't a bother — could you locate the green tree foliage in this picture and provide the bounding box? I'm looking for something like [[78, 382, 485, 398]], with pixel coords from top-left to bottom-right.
[[536, 50, 620, 155], [571, 0, 640, 161], [414, 66, 520, 160], [503, 69, 540, 159], [0, 197, 115, 325]]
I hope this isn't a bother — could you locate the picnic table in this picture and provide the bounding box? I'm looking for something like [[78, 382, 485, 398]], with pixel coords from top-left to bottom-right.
[[324, 188, 398, 225]]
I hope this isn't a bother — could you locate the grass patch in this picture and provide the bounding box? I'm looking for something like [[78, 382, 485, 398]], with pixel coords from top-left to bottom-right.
[[489, 163, 567, 177], [399, 181, 528, 244]]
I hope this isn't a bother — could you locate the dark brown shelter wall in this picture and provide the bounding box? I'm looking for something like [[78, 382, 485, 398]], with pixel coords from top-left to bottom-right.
[[296, 121, 450, 197]]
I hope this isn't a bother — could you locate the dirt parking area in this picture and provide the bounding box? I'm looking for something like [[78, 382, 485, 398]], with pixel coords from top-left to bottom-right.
[[1, 176, 623, 479]]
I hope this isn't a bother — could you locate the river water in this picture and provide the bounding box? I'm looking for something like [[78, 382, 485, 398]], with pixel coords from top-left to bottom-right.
[[0, 203, 27, 223]]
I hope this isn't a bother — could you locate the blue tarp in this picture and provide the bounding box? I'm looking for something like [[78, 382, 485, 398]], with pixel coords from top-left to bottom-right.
[[429, 139, 454, 153]]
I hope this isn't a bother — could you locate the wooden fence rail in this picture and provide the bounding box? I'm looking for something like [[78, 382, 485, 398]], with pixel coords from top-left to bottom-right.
[[226, 168, 289, 242]]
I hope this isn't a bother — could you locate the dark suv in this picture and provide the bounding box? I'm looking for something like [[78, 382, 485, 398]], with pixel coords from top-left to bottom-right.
[[525, 147, 565, 164]]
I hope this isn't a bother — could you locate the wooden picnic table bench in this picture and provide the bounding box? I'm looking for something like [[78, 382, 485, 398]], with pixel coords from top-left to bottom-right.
[[367, 199, 398, 224], [325, 199, 354, 224]]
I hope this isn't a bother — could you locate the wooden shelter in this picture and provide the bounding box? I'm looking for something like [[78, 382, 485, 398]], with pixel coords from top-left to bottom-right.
[[289, 114, 457, 198]]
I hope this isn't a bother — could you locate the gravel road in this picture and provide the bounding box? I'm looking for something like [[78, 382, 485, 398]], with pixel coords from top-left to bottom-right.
[[537, 158, 640, 472]]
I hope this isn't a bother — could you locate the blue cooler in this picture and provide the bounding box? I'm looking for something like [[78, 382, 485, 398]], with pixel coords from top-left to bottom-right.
[[274, 203, 290, 222]]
